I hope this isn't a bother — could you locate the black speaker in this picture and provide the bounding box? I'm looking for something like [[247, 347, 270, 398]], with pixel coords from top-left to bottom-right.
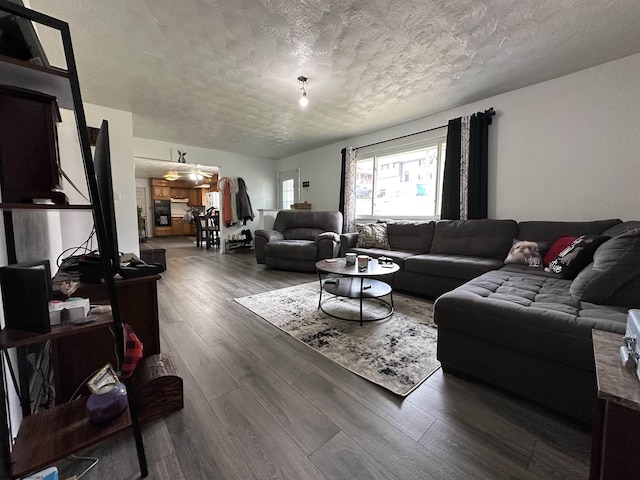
[[0, 260, 52, 333]]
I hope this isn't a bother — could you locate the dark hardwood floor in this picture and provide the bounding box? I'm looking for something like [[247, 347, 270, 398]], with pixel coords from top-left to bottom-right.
[[57, 236, 591, 480]]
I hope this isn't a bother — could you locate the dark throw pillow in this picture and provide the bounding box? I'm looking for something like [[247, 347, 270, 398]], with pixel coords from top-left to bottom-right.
[[504, 239, 551, 267], [356, 223, 390, 250], [546, 235, 610, 279], [543, 236, 577, 266], [570, 228, 640, 308]]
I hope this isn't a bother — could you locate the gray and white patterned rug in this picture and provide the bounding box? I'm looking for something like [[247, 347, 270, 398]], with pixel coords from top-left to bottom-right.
[[235, 282, 439, 396]]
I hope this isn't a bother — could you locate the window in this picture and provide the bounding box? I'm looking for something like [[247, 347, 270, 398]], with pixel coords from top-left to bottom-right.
[[355, 135, 446, 218]]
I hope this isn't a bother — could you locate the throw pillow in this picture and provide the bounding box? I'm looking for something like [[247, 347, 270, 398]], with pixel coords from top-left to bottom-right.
[[356, 223, 390, 250], [504, 239, 551, 267], [570, 228, 640, 308], [543, 235, 577, 266], [546, 235, 610, 279]]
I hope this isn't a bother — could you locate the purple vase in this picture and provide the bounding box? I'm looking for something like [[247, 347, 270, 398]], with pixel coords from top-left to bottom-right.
[[85, 382, 128, 423]]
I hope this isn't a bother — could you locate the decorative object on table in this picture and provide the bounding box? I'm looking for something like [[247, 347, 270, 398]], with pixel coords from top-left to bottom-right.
[[60, 280, 78, 298], [48, 297, 90, 325], [621, 309, 640, 379], [357, 254, 369, 270], [85, 381, 128, 423], [235, 282, 439, 396], [85, 363, 128, 423]]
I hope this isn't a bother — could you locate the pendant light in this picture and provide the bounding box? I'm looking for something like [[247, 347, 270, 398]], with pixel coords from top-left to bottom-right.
[[297, 76, 308, 107]]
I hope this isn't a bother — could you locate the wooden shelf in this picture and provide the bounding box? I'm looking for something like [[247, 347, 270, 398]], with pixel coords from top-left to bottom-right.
[[0, 313, 112, 350], [0, 54, 73, 109], [10, 396, 132, 479]]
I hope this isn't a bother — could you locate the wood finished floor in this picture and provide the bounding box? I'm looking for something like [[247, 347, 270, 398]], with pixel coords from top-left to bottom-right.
[[57, 237, 592, 480]]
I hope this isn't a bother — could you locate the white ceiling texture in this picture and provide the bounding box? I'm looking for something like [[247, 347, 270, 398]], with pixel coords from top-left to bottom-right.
[[29, 0, 640, 160]]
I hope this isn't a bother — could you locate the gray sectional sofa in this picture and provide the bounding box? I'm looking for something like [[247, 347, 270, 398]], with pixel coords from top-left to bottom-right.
[[341, 218, 640, 424]]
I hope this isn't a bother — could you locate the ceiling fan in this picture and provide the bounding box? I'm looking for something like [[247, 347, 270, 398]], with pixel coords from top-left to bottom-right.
[[163, 165, 213, 182]]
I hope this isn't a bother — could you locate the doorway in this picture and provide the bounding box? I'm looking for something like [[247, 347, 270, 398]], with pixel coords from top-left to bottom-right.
[[135, 187, 150, 239], [277, 168, 300, 210]]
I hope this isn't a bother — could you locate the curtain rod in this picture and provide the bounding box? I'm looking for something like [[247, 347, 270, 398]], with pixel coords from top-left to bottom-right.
[[355, 107, 495, 150], [355, 124, 447, 150]]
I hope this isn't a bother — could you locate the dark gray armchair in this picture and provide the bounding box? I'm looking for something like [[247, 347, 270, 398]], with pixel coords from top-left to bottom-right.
[[255, 210, 343, 272]]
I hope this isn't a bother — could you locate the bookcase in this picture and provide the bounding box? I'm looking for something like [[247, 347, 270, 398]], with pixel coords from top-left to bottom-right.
[[0, 1, 148, 478]]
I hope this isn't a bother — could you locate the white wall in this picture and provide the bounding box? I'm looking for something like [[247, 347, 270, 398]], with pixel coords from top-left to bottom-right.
[[277, 52, 640, 222], [133, 138, 276, 241], [55, 104, 138, 257]]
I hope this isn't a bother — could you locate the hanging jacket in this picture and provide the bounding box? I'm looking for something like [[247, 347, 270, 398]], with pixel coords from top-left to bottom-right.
[[218, 176, 236, 226], [236, 177, 255, 225]]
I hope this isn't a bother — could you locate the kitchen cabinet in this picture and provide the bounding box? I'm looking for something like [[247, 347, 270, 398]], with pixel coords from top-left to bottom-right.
[[154, 226, 173, 237], [187, 189, 199, 206], [172, 187, 192, 199], [171, 219, 192, 236], [152, 185, 171, 199]]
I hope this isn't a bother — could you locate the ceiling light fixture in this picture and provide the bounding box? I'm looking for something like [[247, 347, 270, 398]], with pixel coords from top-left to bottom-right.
[[297, 75, 308, 107], [163, 170, 180, 181]]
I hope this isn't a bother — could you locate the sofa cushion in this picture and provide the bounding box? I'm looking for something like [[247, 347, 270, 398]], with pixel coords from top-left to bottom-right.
[[517, 219, 621, 242], [546, 235, 609, 279], [283, 227, 325, 241], [264, 240, 317, 260], [601, 221, 640, 238], [404, 253, 504, 280], [379, 219, 435, 253], [272, 211, 343, 241], [570, 228, 640, 308], [356, 223, 390, 249], [347, 247, 413, 267], [504, 240, 551, 267], [429, 219, 518, 260]]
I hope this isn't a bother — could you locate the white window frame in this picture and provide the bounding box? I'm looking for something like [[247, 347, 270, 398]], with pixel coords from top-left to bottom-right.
[[355, 128, 447, 221]]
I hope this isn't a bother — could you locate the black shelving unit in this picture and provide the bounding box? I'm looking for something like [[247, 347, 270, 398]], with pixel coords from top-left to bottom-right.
[[0, 1, 147, 478]]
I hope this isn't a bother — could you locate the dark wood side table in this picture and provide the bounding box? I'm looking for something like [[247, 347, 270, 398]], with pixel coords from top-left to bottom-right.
[[590, 329, 640, 479]]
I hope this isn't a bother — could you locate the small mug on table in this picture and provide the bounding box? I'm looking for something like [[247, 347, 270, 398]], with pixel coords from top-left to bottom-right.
[[345, 253, 357, 265], [357, 255, 370, 270]]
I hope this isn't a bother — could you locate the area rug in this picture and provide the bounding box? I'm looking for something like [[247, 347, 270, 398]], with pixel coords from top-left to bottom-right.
[[235, 282, 439, 396]]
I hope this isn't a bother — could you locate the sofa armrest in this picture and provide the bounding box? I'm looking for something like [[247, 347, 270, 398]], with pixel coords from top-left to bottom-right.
[[339, 232, 359, 256], [255, 229, 284, 243], [254, 229, 284, 264], [316, 232, 341, 260]]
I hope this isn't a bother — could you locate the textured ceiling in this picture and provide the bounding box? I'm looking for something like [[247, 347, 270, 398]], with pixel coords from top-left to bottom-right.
[[28, 0, 640, 160]]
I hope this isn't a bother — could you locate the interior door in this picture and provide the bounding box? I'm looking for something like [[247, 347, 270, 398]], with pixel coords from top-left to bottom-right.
[[277, 168, 300, 210], [135, 187, 150, 238]]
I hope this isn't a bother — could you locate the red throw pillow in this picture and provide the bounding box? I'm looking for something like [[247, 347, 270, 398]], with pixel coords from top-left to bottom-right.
[[544, 236, 577, 266]]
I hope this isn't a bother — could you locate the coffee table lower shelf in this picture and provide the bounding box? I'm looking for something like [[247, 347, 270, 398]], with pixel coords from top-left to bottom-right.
[[320, 277, 394, 325]]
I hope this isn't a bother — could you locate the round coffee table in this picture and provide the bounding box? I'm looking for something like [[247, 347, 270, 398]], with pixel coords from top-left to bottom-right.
[[315, 257, 400, 326]]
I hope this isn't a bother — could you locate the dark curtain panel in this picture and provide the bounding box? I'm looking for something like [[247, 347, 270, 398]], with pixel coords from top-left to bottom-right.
[[467, 112, 490, 219], [339, 147, 347, 214], [440, 117, 462, 220]]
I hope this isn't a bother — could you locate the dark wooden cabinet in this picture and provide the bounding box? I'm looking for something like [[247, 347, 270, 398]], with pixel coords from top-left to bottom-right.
[[0, 85, 66, 204]]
